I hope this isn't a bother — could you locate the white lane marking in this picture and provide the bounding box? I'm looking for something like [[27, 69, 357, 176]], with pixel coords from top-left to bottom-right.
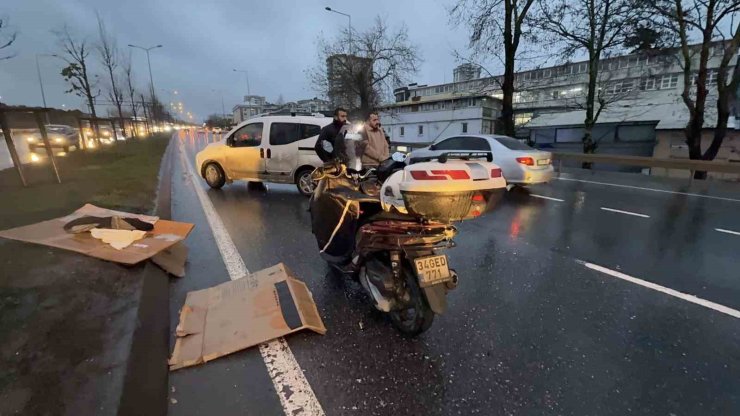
[[600, 207, 650, 218], [530, 194, 564, 202], [176, 137, 325, 416], [579, 261, 740, 319], [556, 177, 740, 203], [715, 228, 740, 236]]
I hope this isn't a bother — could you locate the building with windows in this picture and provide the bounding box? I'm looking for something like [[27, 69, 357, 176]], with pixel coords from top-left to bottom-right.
[[326, 54, 373, 110], [232, 96, 332, 124], [379, 42, 739, 169], [453, 63, 482, 83]]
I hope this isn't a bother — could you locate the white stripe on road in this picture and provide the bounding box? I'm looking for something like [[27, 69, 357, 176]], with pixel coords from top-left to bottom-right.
[[176, 137, 325, 416], [716, 228, 740, 236], [600, 207, 650, 218], [556, 177, 740, 203], [530, 194, 564, 202], [579, 261, 740, 319]]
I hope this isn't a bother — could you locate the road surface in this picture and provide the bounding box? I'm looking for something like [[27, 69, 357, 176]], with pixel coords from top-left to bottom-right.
[[168, 131, 740, 415]]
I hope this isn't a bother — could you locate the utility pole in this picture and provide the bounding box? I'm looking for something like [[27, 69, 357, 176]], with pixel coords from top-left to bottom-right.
[[129, 44, 163, 128], [325, 7, 352, 55], [140, 94, 150, 135], [35, 54, 52, 124], [233, 69, 251, 96]]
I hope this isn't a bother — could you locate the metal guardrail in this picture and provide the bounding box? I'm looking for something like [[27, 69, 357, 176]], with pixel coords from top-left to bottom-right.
[[552, 152, 740, 174]]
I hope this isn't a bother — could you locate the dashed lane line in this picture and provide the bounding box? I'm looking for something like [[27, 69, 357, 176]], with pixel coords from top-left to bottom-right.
[[579, 261, 740, 319], [600, 207, 650, 218], [556, 177, 740, 203], [530, 194, 564, 202]]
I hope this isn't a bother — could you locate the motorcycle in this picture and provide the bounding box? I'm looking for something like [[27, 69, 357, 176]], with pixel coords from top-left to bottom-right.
[[309, 145, 507, 335]]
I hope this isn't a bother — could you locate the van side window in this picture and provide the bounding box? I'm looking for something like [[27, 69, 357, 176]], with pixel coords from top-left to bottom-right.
[[270, 123, 300, 146], [231, 123, 263, 147], [301, 124, 321, 139], [270, 123, 322, 145]]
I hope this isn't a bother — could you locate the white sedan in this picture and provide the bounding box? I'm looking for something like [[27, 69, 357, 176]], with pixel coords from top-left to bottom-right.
[[408, 134, 554, 186]]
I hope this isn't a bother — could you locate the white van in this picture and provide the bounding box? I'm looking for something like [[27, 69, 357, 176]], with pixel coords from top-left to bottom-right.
[[195, 115, 332, 196]]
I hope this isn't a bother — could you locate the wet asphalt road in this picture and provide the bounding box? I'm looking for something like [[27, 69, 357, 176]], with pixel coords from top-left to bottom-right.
[[168, 132, 740, 415]]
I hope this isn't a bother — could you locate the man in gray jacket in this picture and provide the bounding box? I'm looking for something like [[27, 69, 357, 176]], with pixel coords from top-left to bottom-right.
[[358, 111, 389, 168]]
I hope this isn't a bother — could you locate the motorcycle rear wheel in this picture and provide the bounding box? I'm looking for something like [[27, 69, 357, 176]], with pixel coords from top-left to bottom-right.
[[389, 264, 435, 336]]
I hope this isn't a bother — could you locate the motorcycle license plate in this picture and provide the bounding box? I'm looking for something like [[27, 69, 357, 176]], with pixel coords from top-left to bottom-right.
[[414, 255, 451, 287]]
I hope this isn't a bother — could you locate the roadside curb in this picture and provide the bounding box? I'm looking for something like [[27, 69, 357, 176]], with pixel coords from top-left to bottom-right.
[[117, 135, 175, 416]]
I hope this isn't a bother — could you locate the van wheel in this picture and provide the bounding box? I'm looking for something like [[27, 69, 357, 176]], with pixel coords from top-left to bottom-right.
[[204, 163, 226, 189], [295, 167, 316, 197]]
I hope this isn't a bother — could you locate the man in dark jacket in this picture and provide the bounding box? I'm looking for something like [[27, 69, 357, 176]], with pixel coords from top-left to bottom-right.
[[315, 107, 349, 163]]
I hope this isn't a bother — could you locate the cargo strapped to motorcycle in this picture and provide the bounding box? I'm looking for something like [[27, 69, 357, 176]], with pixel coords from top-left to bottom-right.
[[408, 151, 493, 164]]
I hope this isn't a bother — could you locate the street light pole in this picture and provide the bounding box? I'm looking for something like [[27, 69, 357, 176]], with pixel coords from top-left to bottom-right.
[[129, 44, 162, 130], [212, 89, 226, 118], [232, 69, 251, 96], [35, 55, 48, 108], [128, 44, 162, 104], [325, 7, 352, 55]]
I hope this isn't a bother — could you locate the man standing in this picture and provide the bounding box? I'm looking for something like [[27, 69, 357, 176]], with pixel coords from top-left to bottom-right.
[[359, 111, 389, 168], [315, 107, 349, 163]]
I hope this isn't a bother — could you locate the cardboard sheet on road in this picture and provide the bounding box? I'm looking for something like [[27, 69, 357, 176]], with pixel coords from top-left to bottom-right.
[[168, 263, 327, 371], [0, 204, 194, 266]]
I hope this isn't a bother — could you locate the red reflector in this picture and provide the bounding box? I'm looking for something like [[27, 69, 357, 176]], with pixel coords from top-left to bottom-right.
[[471, 210, 481, 217], [471, 194, 485, 202], [410, 170, 470, 180], [516, 157, 535, 166], [490, 168, 502, 178]]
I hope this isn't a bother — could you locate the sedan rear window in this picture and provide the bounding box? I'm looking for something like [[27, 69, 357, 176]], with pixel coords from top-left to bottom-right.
[[491, 136, 534, 151]]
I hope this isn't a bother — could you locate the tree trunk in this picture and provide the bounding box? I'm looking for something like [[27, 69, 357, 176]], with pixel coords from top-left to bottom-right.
[[581, 57, 599, 168], [500, 0, 516, 137]]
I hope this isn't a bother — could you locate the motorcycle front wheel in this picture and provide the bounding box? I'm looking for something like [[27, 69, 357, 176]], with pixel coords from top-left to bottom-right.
[[389, 264, 435, 336]]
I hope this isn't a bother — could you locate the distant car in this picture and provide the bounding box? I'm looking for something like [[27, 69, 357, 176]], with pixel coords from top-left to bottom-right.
[[195, 115, 331, 196], [27, 125, 80, 152], [408, 134, 554, 186], [212, 127, 223, 134]]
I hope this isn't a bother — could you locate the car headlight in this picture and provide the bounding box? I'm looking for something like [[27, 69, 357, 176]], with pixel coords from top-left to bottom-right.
[[103, 131, 110, 137], [54, 137, 63, 143], [27, 137, 36, 143]]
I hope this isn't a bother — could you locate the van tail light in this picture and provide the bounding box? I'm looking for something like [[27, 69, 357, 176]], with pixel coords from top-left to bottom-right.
[[490, 168, 502, 178], [410, 170, 470, 180], [516, 157, 535, 166]]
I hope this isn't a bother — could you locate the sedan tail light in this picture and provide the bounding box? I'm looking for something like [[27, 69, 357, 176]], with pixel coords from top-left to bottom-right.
[[516, 157, 535, 166]]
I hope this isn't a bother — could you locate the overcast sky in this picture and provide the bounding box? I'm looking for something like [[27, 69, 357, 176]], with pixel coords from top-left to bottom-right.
[[0, 0, 477, 121]]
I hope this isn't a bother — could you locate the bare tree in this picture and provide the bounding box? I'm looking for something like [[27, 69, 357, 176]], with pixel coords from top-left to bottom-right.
[[0, 16, 17, 61], [537, 0, 647, 154], [650, 0, 740, 178], [96, 13, 126, 137], [309, 16, 422, 117], [122, 54, 139, 137], [55, 26, 101, 143], [450, 0, 540, 137]]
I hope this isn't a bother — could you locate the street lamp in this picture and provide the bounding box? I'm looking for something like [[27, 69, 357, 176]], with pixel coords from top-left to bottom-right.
[[128, 44, 163, 101], [325, 6, 352, 54], [212, 89, 226, 118], [232, 69, 251, 96]]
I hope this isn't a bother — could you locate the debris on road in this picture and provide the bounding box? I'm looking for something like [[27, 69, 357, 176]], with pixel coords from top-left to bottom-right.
[[0, 203, 193, 275], [168, 263, 326, 371]]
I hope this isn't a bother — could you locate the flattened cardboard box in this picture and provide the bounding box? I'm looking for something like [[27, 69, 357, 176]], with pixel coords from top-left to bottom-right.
[[0, 204, 194, 265], [169, 263, 326, 371]]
